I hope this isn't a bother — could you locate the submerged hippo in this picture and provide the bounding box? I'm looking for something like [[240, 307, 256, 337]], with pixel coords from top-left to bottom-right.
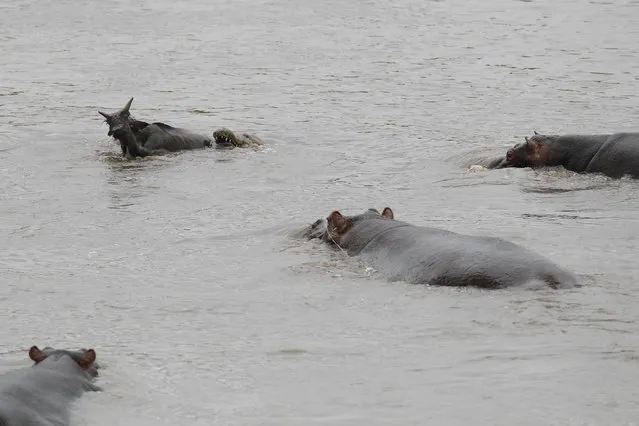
[[29, 345, 100, 378], [98, 98, 262, 158], [0, 345, 100, 426], [306, 207, 580, 289], [494, 131, 639, 179]]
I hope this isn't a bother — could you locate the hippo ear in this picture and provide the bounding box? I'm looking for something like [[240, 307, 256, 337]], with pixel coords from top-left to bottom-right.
[[123, 97, 134, 113], [77, 349, 96, 370], [381, 207, 394, 219], [29, 346, 45, 363], [327, 211, 349, 233]]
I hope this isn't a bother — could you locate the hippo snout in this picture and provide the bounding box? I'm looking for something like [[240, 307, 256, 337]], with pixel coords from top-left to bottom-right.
[[486, 155, 508, 169], [490, 150, 514, 168], [305, 218, 327, 240]]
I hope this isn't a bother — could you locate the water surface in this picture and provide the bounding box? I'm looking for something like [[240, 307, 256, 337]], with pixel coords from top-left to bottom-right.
[[1, 0, 639, 424]]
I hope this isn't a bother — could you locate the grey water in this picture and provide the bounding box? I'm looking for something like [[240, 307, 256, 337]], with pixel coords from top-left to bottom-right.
[[1, 0, 639, 424]]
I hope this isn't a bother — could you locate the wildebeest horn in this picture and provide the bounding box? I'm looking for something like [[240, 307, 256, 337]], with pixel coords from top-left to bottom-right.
[[525, 136, 530, 142], [98, 111, 110, 119], [123, 97, 134, 113], [533, 130, 539, 135]]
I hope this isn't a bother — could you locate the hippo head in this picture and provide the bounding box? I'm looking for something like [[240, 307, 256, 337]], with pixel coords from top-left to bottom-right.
[[306, 207, 395, 245], [502, 131, 553, 168], [29, 345, 99, 377]]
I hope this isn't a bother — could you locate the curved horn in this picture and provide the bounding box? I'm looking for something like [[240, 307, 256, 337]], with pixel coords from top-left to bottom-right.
[[533, 130, 539, 135], [122, 97, 134, 113], [98, 110, 110, 119]]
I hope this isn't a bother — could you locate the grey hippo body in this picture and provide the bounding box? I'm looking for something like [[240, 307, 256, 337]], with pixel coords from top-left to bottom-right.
[[0, 346, 100, 426], [99, 98, 262, 158], [307, 207, 579, 289], [494, 131, 639, 179]]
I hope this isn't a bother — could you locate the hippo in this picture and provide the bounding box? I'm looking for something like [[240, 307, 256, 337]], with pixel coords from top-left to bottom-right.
[[306, 207, 580, 289], [98, 98, 262, 158], [29, 345, 100, 378], [0, 345, 100, 426], [494, 131, 639, 179]]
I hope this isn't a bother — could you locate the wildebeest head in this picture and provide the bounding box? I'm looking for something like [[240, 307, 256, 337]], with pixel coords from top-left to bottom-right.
[[306, 207, 395, 245], [98, 97, 134, 136], [29, 345, 99, 377]]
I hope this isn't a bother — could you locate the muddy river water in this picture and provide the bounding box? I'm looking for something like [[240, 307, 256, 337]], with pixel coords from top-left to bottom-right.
[[1, 0, 639, 424]]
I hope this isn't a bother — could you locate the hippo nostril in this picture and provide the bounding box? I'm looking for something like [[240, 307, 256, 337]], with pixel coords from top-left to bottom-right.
[[506, 151, 513, 162]]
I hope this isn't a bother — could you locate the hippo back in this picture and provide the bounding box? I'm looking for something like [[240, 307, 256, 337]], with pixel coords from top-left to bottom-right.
[[343, 218, 420, 256], [356, 223, 578, 289], [585, 132, 639, 178], [549, 134, 608, 172], [0, 355, 95, 426]]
